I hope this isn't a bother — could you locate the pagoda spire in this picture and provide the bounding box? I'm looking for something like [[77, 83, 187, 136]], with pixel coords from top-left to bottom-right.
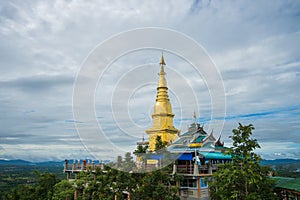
[[160, 52, 166, 66], [145, 54, 179, 151], [157, 53, 169, 100]]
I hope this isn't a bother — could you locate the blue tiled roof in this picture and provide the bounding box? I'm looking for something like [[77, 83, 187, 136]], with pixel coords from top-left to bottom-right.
[[178, 153, 193, 161], [199, 152, 231, 159], [172, 137, 187, 145], [193, 135, 206, 143]]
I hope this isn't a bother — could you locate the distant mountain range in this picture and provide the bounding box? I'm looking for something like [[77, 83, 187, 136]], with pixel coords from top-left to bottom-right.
[[0, 159, 64, 166], [0, 158, 299, 166], [260, 159, 300, 166]]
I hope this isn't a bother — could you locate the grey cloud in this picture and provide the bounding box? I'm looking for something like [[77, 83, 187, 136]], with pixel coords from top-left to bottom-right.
[[0, 75, 73, 92], [0, 130, 81, 145], [0, 0, 300, 161]]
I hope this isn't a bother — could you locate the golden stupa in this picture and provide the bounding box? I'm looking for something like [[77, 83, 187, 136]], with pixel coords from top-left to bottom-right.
[[145, 54, 179, 151]]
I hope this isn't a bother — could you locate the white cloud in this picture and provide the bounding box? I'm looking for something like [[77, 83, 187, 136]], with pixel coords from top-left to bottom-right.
[[0, 0, 299, 161]]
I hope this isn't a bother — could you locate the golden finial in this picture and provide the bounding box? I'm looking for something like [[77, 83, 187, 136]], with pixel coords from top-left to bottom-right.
[[160, 52, 166, 66], [193, 110, 197, 122]]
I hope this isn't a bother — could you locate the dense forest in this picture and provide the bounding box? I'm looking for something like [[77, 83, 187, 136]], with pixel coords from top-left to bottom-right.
[[0, 163, 65, 198]]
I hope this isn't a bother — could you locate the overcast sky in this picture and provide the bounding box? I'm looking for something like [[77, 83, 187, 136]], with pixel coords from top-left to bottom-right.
[[0, 0, 299, 162]]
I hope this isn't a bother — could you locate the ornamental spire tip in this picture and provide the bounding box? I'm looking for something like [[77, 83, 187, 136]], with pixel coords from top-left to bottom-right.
[[160, 52, 166, 66]]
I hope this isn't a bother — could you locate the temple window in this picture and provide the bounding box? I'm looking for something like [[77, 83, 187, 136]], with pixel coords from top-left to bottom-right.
[[200, 178, 208, 188], [180, 179, 198, 188]]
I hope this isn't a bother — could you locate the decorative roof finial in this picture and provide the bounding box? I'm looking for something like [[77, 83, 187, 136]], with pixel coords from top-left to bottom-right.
[[160, 52, 166, 66], [193, 110, 197, 122]]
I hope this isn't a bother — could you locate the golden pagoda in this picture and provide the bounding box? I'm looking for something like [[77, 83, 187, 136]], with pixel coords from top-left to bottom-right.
[[145, 54, 180, 151]]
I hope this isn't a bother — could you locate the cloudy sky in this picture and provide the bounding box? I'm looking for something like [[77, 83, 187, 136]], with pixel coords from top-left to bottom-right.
[[0, 0, 299, 162]]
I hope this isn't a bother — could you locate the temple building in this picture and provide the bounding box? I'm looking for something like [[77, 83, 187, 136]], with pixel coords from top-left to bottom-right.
[[141, 55, 231, 199]]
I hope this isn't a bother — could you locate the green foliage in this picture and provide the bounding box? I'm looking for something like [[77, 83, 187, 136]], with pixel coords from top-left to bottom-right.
[[69, 163, 180, 200], [155, 135, 168, 151], [209, 123, 279, 200], [271, 163, 300, 178], [35, 171, 58, 200], [52, 180, 74, 200], [3, 171, 58, 200], [7, 185, 38, 200], [228, 123, 260, 163], [116, 155, 122, 169], [133, 144, 148, 171], [133, 144, 148, 154], [0, 164, 64, 198], [123, 152, 136, 172], [84, 166, 115, 200], [133, 166, 180, 200]]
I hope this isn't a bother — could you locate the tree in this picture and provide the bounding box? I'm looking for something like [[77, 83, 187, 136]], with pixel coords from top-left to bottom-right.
[[155, 136, 168, 151], [135, 167, 180, 200], [133, 144, 148, 154], [133, 144, 148, 171], [90, 166, 116, 200], [116, 155, 123, 169], [113, 152, 136, 172], [73, 170, 95, 200], [52, 180, 74, 200], [34, 171, 58, 200], [209, 123, 278, 200], [122, 152, 136, 172]]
